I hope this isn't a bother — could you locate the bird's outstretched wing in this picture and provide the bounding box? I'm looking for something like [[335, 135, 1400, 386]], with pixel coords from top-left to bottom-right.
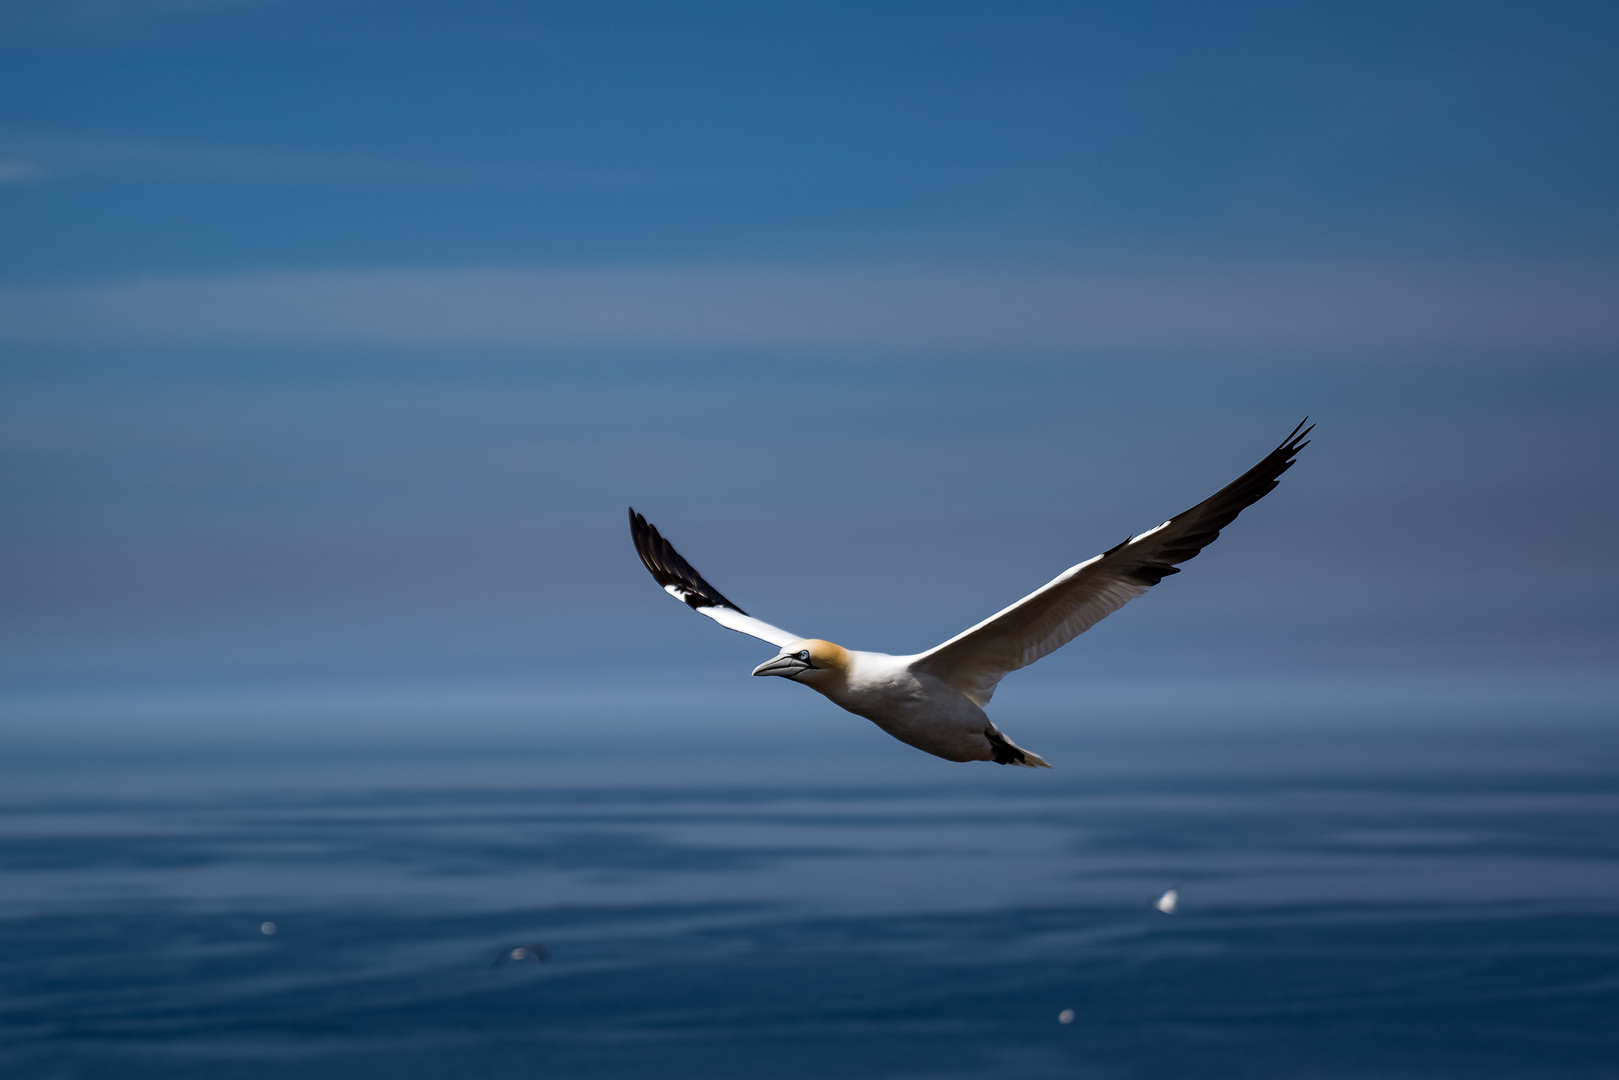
[[629, 509, 802, 647], [911, 422, 1312, 706]]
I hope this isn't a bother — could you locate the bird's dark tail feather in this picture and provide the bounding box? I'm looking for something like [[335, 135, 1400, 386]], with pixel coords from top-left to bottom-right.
[[986, 726, 1052, 768]]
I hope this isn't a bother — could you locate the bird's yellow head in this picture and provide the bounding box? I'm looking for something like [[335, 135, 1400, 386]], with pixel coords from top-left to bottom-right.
[[750, 639, 850, 681]]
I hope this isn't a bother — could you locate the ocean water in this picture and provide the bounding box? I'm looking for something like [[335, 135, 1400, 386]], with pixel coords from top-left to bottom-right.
[[2, 726, 1617, 1079]]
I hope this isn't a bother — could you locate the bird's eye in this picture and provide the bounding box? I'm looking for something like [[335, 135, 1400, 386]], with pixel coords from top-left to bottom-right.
[[797, 650, 810, 661]]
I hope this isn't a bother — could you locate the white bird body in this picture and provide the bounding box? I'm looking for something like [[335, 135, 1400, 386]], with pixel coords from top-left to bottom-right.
[[630, 423, 1311, 768], [785, 646, 1014, 765]]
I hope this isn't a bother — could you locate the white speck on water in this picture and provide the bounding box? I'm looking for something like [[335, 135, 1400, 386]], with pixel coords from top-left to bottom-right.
[[1155, 889, 1178, 914], [260, 921, 277, 935], [511, 948, 526, 960], [1057, 1009, 1075, 1024]]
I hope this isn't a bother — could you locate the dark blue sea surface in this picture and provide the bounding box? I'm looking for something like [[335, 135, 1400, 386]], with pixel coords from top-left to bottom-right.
[[3, 726, 1617, 1079]]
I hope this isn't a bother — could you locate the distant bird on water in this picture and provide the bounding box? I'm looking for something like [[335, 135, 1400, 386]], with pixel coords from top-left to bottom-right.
[[1155, 889, 1179, 914], [630, 422, 1311, 768]]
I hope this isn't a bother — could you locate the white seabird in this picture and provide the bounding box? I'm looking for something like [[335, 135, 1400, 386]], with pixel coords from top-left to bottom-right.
[[630, 422, 1311, 768], [1155, 889, 1178, 914]]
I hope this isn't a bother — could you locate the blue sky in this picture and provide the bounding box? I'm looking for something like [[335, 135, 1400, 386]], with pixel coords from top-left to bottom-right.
[[1, 1, 1615, 744]]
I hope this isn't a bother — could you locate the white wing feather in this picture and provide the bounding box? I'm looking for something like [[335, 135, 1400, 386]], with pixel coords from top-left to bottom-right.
[[631, 510, 802, 648], [911, 423, 1312, 706], [663, 586, 800, 647], [912, 556, 1152, 705]]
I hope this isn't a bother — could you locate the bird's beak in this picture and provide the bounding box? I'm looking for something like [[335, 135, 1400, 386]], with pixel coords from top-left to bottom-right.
[[752, 654, 809, 679]]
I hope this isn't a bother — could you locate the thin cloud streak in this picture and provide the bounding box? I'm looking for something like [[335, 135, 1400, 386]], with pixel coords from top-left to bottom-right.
[[0, 161, 44, 184], [0, 0, 286, 40], [0, 131, 382, 184], [2, 261, 1617, 351], [0, 130, 869, 187]]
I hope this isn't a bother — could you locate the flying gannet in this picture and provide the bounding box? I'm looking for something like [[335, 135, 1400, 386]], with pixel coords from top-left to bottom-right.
[[630, 422, 1311, 768]]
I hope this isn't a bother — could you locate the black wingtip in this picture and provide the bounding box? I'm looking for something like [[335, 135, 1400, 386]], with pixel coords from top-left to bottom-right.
[[627, 507, 749, 615], [1278, 418, 1314, 456], [1111, 419, 1313, 584]]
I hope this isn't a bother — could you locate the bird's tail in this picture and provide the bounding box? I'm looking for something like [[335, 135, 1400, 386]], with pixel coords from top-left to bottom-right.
[[985, 726, 1052, 769]]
